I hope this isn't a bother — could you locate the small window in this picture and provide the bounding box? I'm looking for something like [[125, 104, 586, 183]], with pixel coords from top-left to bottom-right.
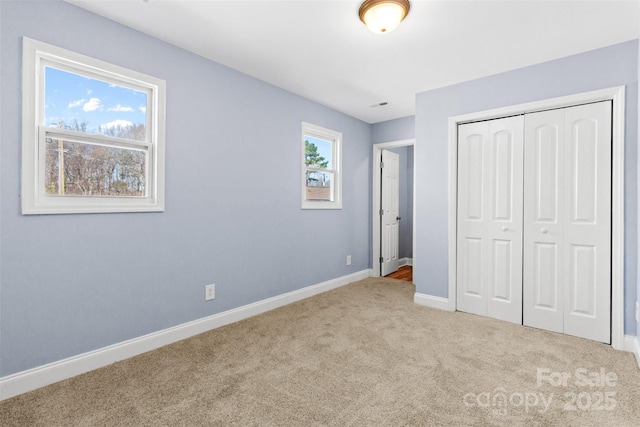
[[22, 37, 166, 214], [301, 122, 342, 209]]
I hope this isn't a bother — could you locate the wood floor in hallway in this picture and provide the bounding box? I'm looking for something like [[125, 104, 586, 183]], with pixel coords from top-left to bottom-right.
[[385, 265, 412, 282]]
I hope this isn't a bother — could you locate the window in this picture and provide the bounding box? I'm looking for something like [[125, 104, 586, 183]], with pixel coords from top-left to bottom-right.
[[21, 37, 166, 214], [301, 122, 342, 209]]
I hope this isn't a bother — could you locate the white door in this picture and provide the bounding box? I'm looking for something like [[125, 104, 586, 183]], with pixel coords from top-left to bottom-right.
[[523, 102, 611, 343], [523, 108, 565, 334], [456, 116, 524, 323], [381, 150, 400, 276]]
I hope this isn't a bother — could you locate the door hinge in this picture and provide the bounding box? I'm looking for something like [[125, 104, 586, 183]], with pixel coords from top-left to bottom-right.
[[379, 256, 384, 263], [379, 208, 384, 216], [380, 161, 384, 169]]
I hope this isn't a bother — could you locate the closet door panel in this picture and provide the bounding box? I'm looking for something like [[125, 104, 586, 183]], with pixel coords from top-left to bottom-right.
[[533, 242, 559, 309], [535, 125, 560, 222], [492, 239, 513, 301], [568, 244, 597, 315], [486, 116, 524, 323], [457, 116, 523, 324], [523, 109, 564, 333], [457, 122, 489, 316], [563, 102, 611, 343]]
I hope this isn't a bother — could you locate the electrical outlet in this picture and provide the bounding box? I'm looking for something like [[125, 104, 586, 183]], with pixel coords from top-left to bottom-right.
[[636, 301, 639, 323], [346, 255, 352, 265], [205, 284, 215, 301]]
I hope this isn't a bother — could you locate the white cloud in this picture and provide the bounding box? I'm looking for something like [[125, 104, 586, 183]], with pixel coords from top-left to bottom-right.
[[100, 119, 133, 130], [139, 106, 147, 114], [87, 89, 93, 95], [108, 104, 135, 112], [68, 99, 85, 108], [82, 98, 102, 112]]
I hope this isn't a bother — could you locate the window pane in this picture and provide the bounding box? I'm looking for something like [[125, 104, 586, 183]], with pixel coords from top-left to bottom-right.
[[305, 170, 333, 201], [45, 137, 146, 197], [44, 66, 147, 141], [304, 136, 332, 169]]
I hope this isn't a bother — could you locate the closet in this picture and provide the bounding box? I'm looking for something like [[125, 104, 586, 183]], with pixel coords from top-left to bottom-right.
[[456, 101, 612, 344]]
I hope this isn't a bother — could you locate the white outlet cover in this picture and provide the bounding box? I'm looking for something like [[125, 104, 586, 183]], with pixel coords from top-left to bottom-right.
[[205, 284, 215, 301]]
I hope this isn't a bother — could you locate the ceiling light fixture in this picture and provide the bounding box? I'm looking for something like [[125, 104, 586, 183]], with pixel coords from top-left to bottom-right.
[[359, 0, 410, 34]]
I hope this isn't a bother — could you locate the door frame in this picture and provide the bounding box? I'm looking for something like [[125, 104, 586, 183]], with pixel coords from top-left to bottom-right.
[[372, 139, 416, 277], [447, 86, 626, 350]]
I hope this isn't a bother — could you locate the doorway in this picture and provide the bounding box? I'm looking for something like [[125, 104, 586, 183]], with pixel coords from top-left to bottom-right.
[[372, 139, 415, 278]]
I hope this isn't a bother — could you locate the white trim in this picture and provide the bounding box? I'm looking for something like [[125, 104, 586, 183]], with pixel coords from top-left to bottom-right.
[[623, 335, 640, 368], [414, 292, 455, 312], [372, 139, 416, 277], [447, 87, 626, 350], [399, 257, 413, 267], [0, 269, 370, 401]]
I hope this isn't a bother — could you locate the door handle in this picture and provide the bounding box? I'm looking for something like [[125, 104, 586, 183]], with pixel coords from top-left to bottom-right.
[[396, 216, 401, 221], [540, 228, 548, 234]]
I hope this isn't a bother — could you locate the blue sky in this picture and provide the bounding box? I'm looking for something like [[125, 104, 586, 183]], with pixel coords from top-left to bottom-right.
[[44, 66, 147, 134]]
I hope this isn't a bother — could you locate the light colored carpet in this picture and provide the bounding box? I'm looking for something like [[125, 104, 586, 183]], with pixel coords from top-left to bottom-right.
[[1, 277, 639, 426]]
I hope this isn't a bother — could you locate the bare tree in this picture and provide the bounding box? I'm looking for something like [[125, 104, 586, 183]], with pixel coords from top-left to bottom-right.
[[45, 121, 146, 196]]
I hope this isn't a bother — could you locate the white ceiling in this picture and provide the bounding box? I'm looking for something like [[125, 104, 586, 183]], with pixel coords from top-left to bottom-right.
[[66, 0, 640, 124]]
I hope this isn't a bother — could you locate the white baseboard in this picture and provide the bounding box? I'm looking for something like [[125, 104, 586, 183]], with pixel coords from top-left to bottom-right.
[[0, 269, 371, 401], [399, 257, 413, 267], [414, 292, 455, 312], [623, 335, 640, 368]]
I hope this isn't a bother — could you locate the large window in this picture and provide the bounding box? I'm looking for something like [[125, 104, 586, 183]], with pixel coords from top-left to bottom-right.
[[22, 37, 166, 214], [301, 122, 342, 209]]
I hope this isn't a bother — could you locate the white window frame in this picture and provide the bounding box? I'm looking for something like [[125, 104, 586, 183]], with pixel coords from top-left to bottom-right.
[[21, 37, 166, 214], [301, 122, 342, 209]]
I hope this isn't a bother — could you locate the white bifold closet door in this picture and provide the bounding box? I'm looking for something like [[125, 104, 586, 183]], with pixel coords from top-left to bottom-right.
[[523, 102, 612, 343], [456, 115, 524, 324], [457, 101, 612, 343]]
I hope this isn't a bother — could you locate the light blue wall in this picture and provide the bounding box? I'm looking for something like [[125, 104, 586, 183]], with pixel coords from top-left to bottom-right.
[[415, 40, 639, 335], [0, 1, 372, 376], [371, 116, 415, 144]]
